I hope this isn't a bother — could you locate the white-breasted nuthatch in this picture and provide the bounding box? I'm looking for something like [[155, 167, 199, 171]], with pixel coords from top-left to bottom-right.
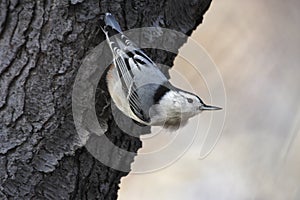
[[101, 13, 221, 129]]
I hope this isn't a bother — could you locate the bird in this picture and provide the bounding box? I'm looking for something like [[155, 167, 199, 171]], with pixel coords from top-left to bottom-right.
[[100, 13, 221, 129]]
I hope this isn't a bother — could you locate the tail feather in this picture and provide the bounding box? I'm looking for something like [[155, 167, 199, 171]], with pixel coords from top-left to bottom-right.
[[101, 13, 122, 36], [100, 13, 155, 68]]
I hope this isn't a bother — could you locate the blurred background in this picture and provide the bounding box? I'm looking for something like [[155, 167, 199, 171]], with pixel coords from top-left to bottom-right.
[[119, 0, 300, 199]]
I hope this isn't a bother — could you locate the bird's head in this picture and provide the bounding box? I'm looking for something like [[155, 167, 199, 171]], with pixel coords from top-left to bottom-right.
[[149, 87, 222, 129], [176, 90, 222, 117]]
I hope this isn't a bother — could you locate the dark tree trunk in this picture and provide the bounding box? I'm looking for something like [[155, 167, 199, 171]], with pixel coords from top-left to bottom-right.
[[0, 0, 212, 199]]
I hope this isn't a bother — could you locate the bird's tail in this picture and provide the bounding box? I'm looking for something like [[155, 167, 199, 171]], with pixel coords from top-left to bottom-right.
[[100, 13, 155, 67], [100, 13, 122, 37]]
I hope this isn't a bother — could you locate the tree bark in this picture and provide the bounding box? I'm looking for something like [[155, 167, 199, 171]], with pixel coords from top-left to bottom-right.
[[0, 0, 212, 199]]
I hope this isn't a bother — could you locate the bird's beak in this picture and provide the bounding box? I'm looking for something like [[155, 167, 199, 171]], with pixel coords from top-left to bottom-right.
[[201, 104, 222, 111]]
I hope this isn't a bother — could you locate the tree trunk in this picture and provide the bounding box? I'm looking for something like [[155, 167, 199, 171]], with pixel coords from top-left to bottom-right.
[[0, 0, 212, 199]]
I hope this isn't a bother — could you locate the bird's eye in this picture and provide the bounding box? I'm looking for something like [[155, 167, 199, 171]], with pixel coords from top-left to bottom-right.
[[187, 98, 193, 103]]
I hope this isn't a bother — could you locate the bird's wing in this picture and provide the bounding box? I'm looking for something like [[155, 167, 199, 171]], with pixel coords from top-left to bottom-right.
[[106, 36, 152, 122], [128, 83, 150, 123], [101, 13, 166, 123]]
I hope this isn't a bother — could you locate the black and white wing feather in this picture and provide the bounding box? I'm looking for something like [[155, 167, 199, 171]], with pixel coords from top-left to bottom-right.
[[102, 13, 164, 122]]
